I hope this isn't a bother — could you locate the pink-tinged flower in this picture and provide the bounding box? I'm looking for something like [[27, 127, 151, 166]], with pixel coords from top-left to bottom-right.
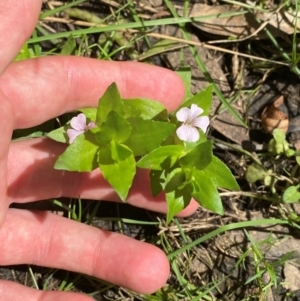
[[176, 104, 209, 142], [67, 113, 97, 144]]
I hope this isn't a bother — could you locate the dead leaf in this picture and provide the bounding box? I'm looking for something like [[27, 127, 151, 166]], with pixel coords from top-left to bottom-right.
[[294, 140, 300, 151], [283, 263, 300, 292], [185, 4, 300, 39], [261, 96, 289, 133]]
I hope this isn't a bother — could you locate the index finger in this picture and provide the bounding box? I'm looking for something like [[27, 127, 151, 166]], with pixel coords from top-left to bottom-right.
[[0, 57, 185, 129]]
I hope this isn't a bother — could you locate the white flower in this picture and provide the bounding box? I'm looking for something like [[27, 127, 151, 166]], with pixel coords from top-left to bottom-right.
[[176, 104, 209, 142], [67, 113, 96, 144]]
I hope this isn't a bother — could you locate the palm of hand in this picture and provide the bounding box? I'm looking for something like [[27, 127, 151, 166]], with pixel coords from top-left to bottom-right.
[[0, 1, 197, 300]]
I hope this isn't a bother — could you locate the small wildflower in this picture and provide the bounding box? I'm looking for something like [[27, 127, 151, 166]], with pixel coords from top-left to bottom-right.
[[176, 104, 209, 142], [67, 113, 97, 144]]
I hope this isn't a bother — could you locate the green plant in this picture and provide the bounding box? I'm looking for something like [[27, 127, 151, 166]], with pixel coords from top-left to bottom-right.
[[237, 230, 294, 299], [48, 83, 239, 223]]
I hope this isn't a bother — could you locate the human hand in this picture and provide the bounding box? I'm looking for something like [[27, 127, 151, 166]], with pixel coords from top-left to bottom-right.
[[0, 1, 198, 300]]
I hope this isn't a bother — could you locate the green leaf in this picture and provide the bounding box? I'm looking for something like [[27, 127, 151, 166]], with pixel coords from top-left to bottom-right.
[[283, 185, 300, 203], [137, 145, 184, 170], [123, 98, 168, 120], [268, 138, 290, 155], [78, 107, 97, 121], [138, 39, 183, 61], [264, 169, 277, 189], [268, 129, 291, 155], [285, 149, 295, 157], [122, 100, 142, 119], [96, 83, 124, 126], [96, 111, 131, 145], [149, 169, 167, 197], [166, 189, 190, 224], [176, 67, 193, 102], [98, 142, 136, 201], [61, 34, 76, 55], [124, 117, 175, 156], [165, 168, 186, 192], [14, 43, 35, 61], [178, 85, 212, 116], [47, 125, 69, 144], [192, 170, 224, 215], [165, 168, 192, 224], [180, 140, 213, 170], [203, 155, 239, 190], [65, 7, 102, 23], [54, 132, 99, 171], [273, 129, 286, 144], [245, 163, 267, 183]]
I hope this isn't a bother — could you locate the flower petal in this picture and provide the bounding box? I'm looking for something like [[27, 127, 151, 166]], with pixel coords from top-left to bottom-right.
[[70, 113, 87, 131], [193, 116, 209, 133], [67, 129, 85, 144], [190, 104, 203, 114], [188, 104, 203, 123], [176, 107, 191, 122], [176, 124, 200, 142], [87, 121, 97, 129]]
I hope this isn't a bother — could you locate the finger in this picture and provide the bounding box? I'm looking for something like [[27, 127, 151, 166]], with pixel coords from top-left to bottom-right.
[[0, 57, 185, 129], [0, 209, 170, 294], [0, 0, 42, 74], [0, 98, 14, 225], [8, 138, 198, 216], [0, 280, 94, 301]]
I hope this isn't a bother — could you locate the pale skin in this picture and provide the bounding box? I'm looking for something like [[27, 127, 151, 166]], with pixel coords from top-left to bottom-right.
[[0, 1, 199, 300]]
